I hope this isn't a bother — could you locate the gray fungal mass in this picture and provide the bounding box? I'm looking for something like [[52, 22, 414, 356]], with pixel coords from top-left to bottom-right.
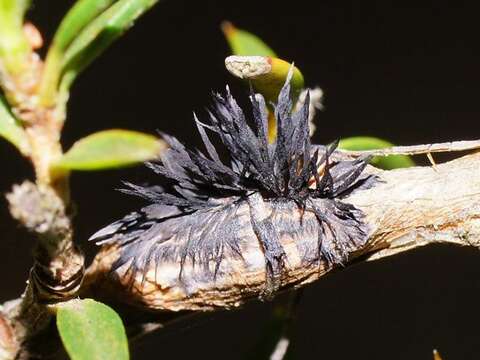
[[90, 72, 376, 296]]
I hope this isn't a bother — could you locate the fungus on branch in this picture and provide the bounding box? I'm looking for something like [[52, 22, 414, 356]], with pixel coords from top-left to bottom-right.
[[85, 75, 480, 314]]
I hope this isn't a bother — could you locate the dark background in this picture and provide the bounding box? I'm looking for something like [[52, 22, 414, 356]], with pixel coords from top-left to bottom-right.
[[1, 1, 480, 359]]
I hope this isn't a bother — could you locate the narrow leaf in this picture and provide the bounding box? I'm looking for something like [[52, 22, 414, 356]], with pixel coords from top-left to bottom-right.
[[0, 95, 29, 155], [40, 0, 159, 107], [59, 0, 159, 95], [57, 299, 129, 360], [339, 136, 415, 169], [39, 0, 115, 105], [54, 129, 165, 171], [49, 0, 115, 53], [0, 0, 31, 74], [221, 21, 277, 57]]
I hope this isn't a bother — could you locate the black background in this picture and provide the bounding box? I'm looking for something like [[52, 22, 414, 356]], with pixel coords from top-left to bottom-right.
[[1, 1, 480, 359]]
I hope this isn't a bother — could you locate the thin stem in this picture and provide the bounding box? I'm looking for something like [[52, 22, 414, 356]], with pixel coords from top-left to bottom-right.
[[340, 139, 480, 157]]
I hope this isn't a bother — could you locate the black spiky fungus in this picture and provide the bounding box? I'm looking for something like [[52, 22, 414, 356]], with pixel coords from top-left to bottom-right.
[[90, 69, 376, 305]]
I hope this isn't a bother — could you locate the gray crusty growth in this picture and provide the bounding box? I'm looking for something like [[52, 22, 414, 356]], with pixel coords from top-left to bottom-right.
[[90, 71, 375, 294]]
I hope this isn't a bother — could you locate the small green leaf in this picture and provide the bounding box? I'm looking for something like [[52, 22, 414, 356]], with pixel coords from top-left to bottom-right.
[[57, 298, 129, 360], [39, 0, 115, 105], [40, 0, 159, 107], [59, 0, 159, 99], [54, 129, 165, 171], [0, 94, 29, 155], [49, 0, 116, 54], [221, 21, 277, 57], [0, 0, 31, 74], [339, 136, 415, 169]]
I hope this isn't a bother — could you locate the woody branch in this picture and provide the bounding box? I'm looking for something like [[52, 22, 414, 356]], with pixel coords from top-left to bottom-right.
[[86, 148, 480, 319]]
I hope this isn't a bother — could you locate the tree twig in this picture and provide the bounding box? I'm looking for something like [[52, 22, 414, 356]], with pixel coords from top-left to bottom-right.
[[85, 149, 480, 316], [340, 139, 480, 157], [2, 181, 83, 359], [4, 141, 480, 356]]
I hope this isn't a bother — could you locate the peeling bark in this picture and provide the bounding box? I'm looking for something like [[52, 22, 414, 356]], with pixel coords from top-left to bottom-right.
[[3, 181, 83, 359]]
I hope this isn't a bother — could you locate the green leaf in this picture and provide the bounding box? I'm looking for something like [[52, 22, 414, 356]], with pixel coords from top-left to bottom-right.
[[61, 0, 158, 97], [0, 0, 31, 74], [57, 299, 129, 360], [40, 0, 159, 107], [339, 136, 415, 169], [221, 21, 277, 57], [50, 0, 116, 54], [53, 129, 165, 171], [39, 0, 115, 105], [0, 95, 29, 155]]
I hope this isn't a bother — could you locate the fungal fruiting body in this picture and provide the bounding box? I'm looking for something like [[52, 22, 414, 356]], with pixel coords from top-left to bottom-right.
[[90, 71, 375, 310]]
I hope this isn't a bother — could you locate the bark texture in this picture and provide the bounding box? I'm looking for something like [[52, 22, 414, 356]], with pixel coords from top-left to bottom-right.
[[85, 151, 480, 312]]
